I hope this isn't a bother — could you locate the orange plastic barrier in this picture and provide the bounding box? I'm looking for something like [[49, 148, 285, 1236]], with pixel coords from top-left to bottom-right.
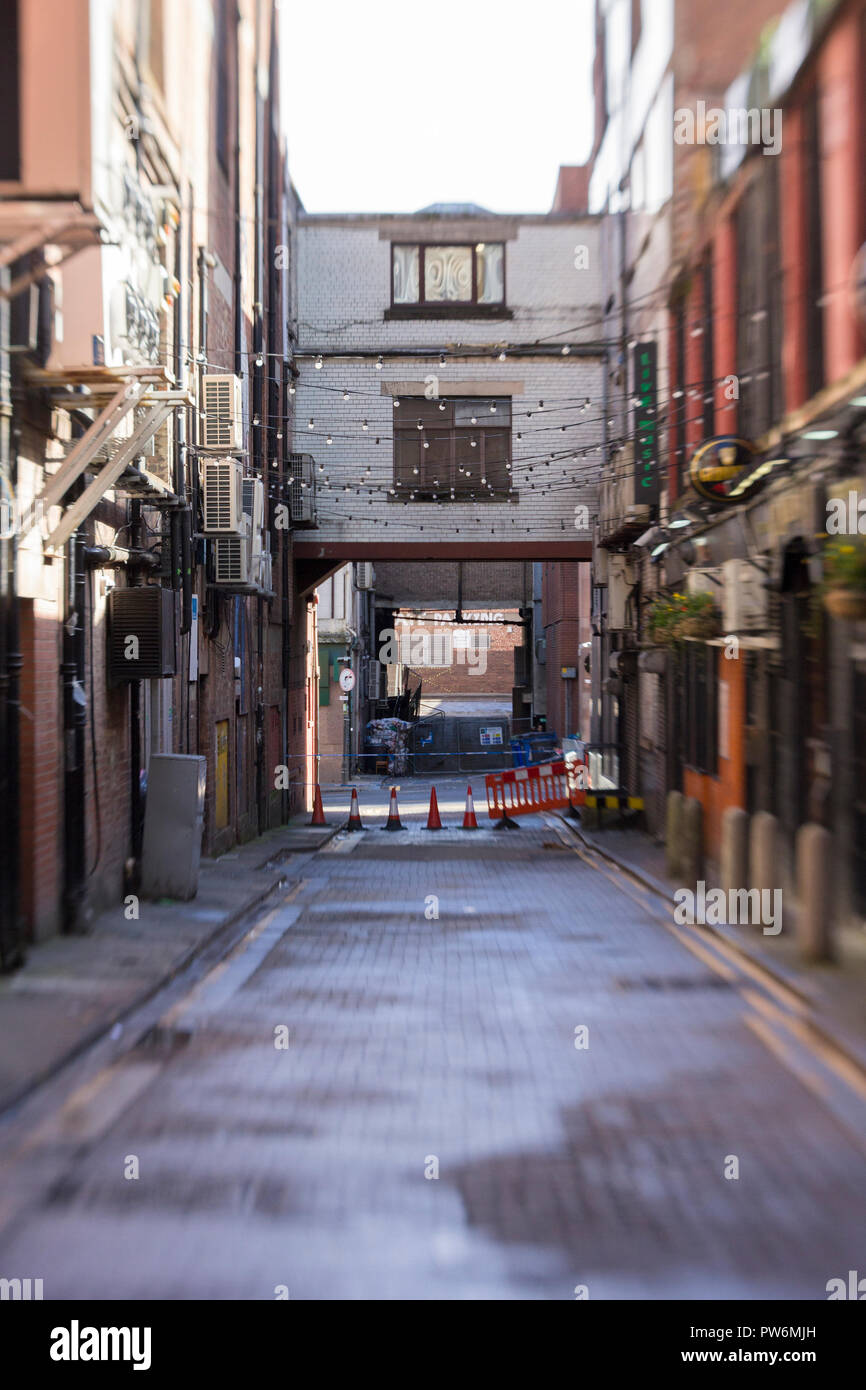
[[485, 760, 573, 821]]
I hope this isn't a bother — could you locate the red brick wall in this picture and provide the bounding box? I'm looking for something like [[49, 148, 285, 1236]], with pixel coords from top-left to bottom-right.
[[394, 609, 523, 696]]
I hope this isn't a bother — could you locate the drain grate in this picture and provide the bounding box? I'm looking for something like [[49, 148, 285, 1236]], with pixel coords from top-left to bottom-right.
[[615, 973, 729, 993]]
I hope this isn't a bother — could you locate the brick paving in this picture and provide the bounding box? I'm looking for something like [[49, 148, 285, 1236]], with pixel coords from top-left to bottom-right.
[[0, 792, 864, 1300]]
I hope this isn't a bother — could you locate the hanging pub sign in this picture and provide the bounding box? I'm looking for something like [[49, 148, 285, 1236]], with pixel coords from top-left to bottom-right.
[[633, 342, 659, 507], [689, 435, 760, 504]]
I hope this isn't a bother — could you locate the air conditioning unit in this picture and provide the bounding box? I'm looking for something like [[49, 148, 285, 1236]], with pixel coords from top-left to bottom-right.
[[355, 561, 374, 591], [242, 476, 265, 555], [108, 586, 177, 682], [201, 457, 244, 534], [723, 557, 768, 632], [201, 374, 243, 451], [288, 453, 317, 527], [213, 532, 253, 586], [257, 549, 273, 595]]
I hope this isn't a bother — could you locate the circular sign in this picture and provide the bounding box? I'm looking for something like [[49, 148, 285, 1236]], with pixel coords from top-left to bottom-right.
[[689, 436, 759, 504], [338, 667, 355, 692]]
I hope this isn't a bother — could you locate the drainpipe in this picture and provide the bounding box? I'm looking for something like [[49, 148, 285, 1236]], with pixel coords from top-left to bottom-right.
[[62, 480, 88, 933], [0, 264, 23, 968], [129, 499, 144, 871], [253, 0, 266, 834]]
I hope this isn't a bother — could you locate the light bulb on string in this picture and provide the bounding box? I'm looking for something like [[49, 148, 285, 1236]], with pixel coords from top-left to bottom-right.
[[256, 353, 264, 368], [376, 355, 383, 370], [308, 418, 314, 429], [315, 354, 323, 369], [343, 390, 350, 400], [361, 419, 368, 430]]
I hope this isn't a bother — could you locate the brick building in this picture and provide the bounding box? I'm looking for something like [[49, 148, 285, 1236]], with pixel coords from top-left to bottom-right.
[[0, 0, 313, 959]]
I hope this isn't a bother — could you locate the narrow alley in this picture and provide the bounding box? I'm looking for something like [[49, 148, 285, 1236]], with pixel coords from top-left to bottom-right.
[[0, 783, 862, 1301]]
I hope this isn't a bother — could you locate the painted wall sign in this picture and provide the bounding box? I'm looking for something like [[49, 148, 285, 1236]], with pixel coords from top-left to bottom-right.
[[689, 436, 759, 504], [633, 342, 659, 507]]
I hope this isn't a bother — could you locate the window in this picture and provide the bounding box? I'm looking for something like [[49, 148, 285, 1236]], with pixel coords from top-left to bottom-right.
[[672, 298, 687, 497], [393, 398, 513, 501], [681, 644, 718, 776], [701, 255, 714, 439], [216, 0, 231, 176], [0, 0, 20, 180], [736, 160, 783, 437], [802, 85, 825, 399], [391, 243, 505, 307]]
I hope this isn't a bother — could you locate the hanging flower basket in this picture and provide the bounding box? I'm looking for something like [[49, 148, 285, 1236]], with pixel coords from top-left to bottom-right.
[[821, 538, 866, 621], [647, 591, 721, 649]]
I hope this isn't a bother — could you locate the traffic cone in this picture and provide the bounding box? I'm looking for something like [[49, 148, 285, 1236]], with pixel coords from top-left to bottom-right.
[[308, 784, 327, 826], [462, 785, 479, 830], [426, 786, 443, 830], [384, 785, 403, 831], [346, 786, 364, 832]]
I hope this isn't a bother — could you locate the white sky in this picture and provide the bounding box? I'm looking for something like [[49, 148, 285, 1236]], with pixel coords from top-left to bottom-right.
[[279, 0, 596, 214]]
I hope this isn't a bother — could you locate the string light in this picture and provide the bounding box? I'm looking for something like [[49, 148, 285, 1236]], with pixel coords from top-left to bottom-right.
[[314, 354, 323, 368], [376, 355, 383, 370], [362, 419, 368, 430], [255, 353, 264, 367]]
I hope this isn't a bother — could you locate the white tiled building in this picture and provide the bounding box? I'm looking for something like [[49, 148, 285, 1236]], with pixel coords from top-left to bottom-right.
[[291, 207, 605, 557]]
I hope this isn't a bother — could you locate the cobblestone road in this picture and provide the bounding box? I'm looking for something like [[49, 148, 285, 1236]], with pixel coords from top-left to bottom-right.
[[0, 782, 863, 1299]]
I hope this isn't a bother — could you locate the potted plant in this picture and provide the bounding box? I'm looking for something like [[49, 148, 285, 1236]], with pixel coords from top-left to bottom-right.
[[822, 537, 866, 620], [647, 591, 721, 649]]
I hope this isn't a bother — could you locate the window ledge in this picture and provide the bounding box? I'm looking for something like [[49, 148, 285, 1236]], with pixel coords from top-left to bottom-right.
[[385, 304, 513, 321]]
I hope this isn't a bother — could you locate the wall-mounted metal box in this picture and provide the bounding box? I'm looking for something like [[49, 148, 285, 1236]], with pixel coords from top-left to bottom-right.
[[108, 586, 177, 682]]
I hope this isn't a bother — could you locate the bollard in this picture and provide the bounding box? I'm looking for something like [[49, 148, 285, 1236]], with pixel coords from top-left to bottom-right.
[[680, 797, 703, 890], [665, 791, 684, 879], [750, 811, 778, 929], [796, 823, 833, 962], [720, 807, 749, 897]]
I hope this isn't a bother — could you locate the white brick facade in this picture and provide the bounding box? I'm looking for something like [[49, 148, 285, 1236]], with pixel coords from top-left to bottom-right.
[[292, 213, 606, 549]]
